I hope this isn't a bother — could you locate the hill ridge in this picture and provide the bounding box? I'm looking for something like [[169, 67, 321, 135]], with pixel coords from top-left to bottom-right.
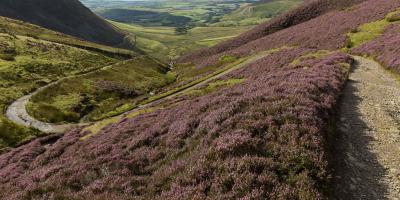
[[0, 0, 126, 46]]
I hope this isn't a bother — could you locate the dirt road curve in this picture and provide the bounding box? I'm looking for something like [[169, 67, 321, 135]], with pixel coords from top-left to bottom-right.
[[6, 92, 77, 134], [332, 56, 400, 199], [4, 60, 134, 133]]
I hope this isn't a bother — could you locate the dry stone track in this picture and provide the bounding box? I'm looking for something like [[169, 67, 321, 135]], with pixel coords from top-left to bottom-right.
[[332, 56, 400, 199]]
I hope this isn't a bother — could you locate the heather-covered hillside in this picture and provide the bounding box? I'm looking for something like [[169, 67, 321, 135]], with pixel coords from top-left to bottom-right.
[[0, 47, 353, 200], [352, 19, 400, 74], [181, 0, 400, 69], [1, 0, 400, 199], [179, 0, 365, 65]]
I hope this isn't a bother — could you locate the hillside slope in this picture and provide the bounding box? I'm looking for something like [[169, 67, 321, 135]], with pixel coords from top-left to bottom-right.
[[0, 16, 166, 150], [180, 0, 365, 65], [0, 0, 126, 46], [213, 0, 302, 26], [1, 0, 400, 199]]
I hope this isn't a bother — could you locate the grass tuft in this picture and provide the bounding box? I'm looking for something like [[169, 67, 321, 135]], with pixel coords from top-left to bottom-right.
[[346, 9, 400, 49]]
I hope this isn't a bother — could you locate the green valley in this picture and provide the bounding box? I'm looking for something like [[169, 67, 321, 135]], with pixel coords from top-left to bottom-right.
[[82, 0, 301, 61]]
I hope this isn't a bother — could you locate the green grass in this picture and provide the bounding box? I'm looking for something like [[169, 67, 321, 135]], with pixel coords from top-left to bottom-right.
[[212, 0, 302, 27], [78, 48, 285, 139], [183, 78, 245, 97], [196, 35, 238, 46], [28, 56, 174, 123], [108, 0, 301, 61], [128, 48, 286, 110], [0, 28, 121, 148], [386, 9, 400, 22], [0, 16, 137, 57], [290, 50, 332, 66], [80, 106, 160, 140], [111, 21, 252, 62], [346, 9, 400, 49], [0, 116, 41, 149], [347, 20, 390, 48]]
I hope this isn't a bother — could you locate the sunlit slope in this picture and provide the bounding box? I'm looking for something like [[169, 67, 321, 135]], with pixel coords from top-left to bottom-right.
[[213, 0, 303, 26], [0, 17, 160, 149]]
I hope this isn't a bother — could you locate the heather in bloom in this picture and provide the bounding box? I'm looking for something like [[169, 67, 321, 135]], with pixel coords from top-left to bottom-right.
[[352, 23, 400, 74], [180, 0, 400, 68], [0, 47, 353, 199], [1, 0, 400, 199]]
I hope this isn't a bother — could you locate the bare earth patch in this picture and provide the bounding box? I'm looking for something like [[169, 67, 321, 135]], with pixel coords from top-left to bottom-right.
[[332, 56, 400, 199]]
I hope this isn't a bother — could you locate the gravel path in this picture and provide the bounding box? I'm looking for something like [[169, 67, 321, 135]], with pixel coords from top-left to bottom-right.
[[332, 56, 400, 199], [4, 59, 135, 134]]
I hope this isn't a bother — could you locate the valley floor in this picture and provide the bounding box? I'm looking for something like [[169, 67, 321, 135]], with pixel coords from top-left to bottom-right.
[[332, 56, 400, 199]]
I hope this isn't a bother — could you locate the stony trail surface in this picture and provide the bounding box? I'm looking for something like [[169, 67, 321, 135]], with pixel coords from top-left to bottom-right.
[[332, 56, 400, 199], [5, 50, 274, 134]]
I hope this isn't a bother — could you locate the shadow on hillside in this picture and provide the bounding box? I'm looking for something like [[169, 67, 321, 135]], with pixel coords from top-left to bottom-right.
[[330, 60, 388, 200]]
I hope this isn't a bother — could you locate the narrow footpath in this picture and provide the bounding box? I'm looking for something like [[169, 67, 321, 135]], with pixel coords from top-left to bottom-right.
[[333, 56, 400, 199]]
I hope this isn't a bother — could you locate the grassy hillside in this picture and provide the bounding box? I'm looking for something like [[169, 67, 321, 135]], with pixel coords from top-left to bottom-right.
[[90, 0, 245, 25], [180, 0, 365, 65], [112, 21, 251, 62], [0, 17, 137, 58], [97, 9, 192, 27], [0, 31, 118, 149], [27, 56, 174, 123], [90, 0, 301, 62], [0, 17, 162, 149], [0, 0, 127, 46], [213, 0, 302, 26]]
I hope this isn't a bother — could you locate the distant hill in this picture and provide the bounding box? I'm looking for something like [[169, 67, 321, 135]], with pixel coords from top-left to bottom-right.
[[213, 0, 302, 26], [0, 16, 136, 58], [97, 9, 192, 27], [0, 0, 126, 46], [181, 0, 366, 65]]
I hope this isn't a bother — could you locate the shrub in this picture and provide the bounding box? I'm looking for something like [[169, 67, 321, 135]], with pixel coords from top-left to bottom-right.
[[0, 116, 39, 148], [386, 10, 400, 22], [0, 53, 15, 61], [27, 103, 80, 123]]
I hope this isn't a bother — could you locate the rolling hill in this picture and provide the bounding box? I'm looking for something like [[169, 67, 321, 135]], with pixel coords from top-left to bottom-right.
[[212, 0, 303, 26], [180, 0, 365, 65], [0, 16, 169, 151], [0, 0, 126, 46], [97, 9, 192, 27], [1, 0, 400, 199]]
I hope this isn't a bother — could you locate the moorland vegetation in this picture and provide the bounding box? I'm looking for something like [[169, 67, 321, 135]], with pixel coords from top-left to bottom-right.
[[1, 0, 400, 199]]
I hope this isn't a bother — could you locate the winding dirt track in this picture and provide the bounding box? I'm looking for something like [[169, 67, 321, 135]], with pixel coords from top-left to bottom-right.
[[5, 51, 272, 134], [5, 59, 135, 133], [332, 56, 400, 199]]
